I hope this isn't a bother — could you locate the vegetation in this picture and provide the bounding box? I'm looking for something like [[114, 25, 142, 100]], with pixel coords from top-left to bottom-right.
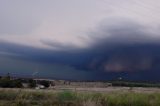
[[28, 79, 36, 88], [110, 81, 160, 87], [0, 75, 23, 88], [0, 74, 51, 88], [1, 74, 160, 89], [0, 89, 160, 106]]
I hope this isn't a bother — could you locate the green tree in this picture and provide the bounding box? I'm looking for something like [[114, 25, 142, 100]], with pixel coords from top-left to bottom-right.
[[13, 79, 23, 88], [28, 79, 36, 88]]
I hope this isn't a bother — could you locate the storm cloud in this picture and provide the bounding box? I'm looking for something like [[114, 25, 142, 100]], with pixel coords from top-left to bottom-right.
[[0, 19, 160, 81], [0, 0, 160, 81]]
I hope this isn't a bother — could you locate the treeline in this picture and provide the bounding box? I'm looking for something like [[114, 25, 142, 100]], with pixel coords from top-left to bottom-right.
[[0, 74, 22, 88], [0, 74, 50, 88], [110, 81, 160, 87]]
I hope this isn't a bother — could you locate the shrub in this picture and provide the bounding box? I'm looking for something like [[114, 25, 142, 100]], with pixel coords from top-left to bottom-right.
[[28, 79, 36, 88], [0, 78, 23, 88]]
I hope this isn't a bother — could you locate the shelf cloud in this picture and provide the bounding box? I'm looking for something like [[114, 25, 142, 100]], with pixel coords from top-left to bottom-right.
[[0, 0, 160, 80]]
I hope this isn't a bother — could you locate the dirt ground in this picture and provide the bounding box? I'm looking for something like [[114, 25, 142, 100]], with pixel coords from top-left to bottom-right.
[[1, 87, 159, 93], [53, 86, 160, 93]]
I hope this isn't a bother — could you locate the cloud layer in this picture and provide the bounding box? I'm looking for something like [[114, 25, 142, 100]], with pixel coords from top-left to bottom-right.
[[0, 19, 160, 81], [0, 0, 160, 81], [0, 0, 160, 48]]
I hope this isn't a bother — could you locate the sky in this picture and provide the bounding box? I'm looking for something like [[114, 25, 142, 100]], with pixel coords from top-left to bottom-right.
[[0, 0, 160, 81]]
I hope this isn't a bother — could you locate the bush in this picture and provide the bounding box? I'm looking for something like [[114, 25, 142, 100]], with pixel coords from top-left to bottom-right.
[[13, 79, 23, 88], [0, 78, 23, 88], [28, 79, 36, 88]]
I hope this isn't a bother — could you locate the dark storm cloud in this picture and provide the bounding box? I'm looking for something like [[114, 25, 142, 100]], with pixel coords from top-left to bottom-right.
[[0, 41, 97, 80], [0, 20, 160, 69], [89, 20, 159, 46], [83, 20, 160, 72], [1, 20, 160, 80]]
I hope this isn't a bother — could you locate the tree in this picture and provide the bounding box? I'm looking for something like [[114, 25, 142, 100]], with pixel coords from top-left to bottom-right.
[[39, 80, 50, 88], [28, 79, 36, 88], [0, 78, 12, 88], [13, 79, 23, 88], [6, 73, 11, 80], [0, 78, 23, 88]]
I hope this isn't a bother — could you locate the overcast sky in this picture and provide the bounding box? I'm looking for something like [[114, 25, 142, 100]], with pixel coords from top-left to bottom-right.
[[0, 0, 160, 49], [0, 0, 160, 80]]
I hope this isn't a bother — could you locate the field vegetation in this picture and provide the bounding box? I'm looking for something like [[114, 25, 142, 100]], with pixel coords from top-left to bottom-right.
[[0, 89, 160, 106]]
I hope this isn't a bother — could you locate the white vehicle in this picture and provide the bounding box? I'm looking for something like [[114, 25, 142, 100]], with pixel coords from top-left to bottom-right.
[[35, 84, 45, 89]]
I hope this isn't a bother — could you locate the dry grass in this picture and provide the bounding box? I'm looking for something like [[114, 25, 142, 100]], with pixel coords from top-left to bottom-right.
[[0, 88, 160, 106]]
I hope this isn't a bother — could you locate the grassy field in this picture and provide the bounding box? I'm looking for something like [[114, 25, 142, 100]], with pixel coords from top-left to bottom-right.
[[0, 88, 160, 106]]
